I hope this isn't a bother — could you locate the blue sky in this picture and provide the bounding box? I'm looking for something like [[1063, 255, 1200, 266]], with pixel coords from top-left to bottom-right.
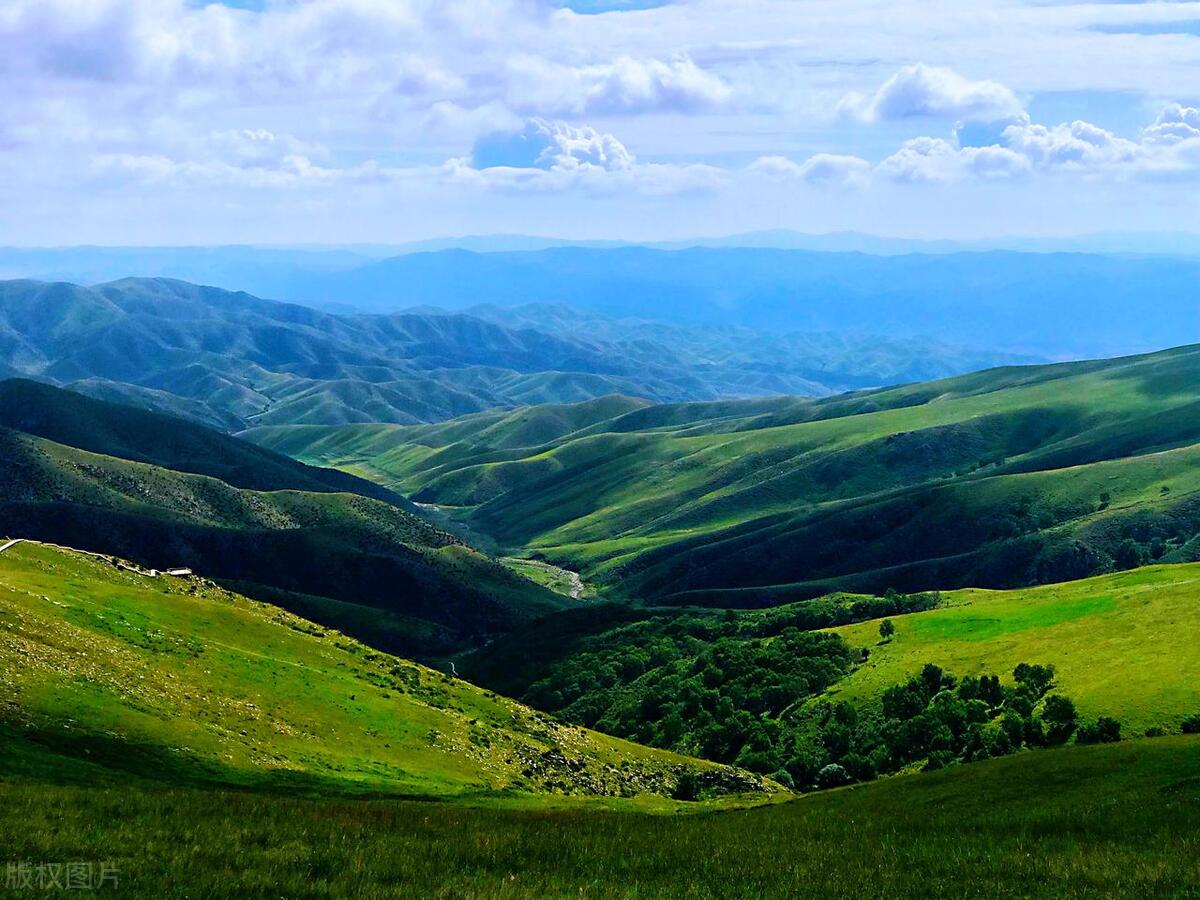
[[2, 0, 1199, 245]]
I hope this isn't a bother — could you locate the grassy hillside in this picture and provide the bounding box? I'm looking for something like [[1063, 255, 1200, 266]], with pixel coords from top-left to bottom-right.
[[825, 564, 1200, 733], [0, 400, 568, 657], [0, 542, 766, 802], [248, 344, 1200, 603], [3, 732, 1198, 897]]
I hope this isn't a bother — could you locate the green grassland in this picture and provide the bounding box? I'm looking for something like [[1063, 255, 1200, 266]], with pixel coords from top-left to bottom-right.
[[245, 344, 1200, 603], [825, 564, 1200, 733], [0, 542, 768, 802], [2, 736, 1198, 897]]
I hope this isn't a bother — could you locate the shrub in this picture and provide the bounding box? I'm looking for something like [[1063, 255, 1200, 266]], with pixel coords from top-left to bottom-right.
[[1041, 695, 1078, 744], [815, 764, 852, 790], [1013, 663, 1055, 697], [1181, 715, 1200, 735], [1077, 717, 1122, 745]]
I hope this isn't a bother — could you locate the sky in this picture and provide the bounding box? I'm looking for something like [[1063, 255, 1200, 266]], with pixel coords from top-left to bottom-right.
[[2, 0, 1200, 245]]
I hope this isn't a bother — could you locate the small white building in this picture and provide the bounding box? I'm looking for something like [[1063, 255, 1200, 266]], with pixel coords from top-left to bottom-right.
[[164, 567, 193, 577]]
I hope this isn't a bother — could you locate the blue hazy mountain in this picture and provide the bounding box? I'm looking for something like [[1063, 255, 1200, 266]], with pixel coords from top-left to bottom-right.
[[4, 240, 1198, 361], [292, 247, 1200, 359]]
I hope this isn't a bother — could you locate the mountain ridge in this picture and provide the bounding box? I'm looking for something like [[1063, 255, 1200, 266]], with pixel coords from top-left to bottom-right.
[[0, 276, 1032, 428]]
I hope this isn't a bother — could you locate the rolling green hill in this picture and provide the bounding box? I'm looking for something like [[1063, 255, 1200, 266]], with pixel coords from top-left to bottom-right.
[[247, 344, 1200, 603], [824, 563, 1200, 733], [0, 382, 568, 658], [0, 542, 765, 801]]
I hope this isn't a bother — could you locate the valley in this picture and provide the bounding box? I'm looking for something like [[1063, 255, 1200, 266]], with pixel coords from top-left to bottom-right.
[[3, 280, 1200, 897], [9, 2, 1200, 893]]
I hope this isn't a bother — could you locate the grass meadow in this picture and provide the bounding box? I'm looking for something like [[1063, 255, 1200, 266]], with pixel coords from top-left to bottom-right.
[[2, 737, 1199, 898], [829, 564, 1200, 732]]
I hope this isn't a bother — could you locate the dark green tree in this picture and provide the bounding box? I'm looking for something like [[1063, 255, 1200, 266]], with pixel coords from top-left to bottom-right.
[[1041, 694, 1078, 744]]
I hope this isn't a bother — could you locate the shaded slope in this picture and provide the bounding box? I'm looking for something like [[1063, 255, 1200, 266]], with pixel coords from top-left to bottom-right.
[[0, 378, 402, 503], [0, 393, 568, 657]]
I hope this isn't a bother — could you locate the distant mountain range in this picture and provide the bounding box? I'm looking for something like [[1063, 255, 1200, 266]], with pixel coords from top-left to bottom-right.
[[4, 239, 1198, 360], [292, 247, 1200, 359], [5, 229, 1200, 288], [0, 277, 1033, 427]]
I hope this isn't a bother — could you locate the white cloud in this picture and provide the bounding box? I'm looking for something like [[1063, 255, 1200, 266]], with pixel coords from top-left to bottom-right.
[[8, 0, 1200, 241], [455, 118, 724, 194], [878, 136, 1033, 184], [1143, 104, 1200, 145], [471, 118, 635, 170], [876, 103, 1200, 184], [206, 128, 327, 166], [749, 153, 870, 186], [841, 64, 1025, 124], [91, 151, 414, 190], [503, 54, 732, 115], [1001, 120, 1141, 172], [443, 154, 724, 195]]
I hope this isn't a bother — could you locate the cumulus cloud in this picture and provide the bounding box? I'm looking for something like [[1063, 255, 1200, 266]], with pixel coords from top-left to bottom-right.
[[878, 137, 1029, 183], [1143, 104, 1200, 145], [454, 118, 724, 194], [1000, 120, 1141, 172], [875, 102, 1200, 184], [749, 153, 870, 186], [503, 54, 732, 115], [471, 118, 635, 171], [841, 64, 1024, 124]]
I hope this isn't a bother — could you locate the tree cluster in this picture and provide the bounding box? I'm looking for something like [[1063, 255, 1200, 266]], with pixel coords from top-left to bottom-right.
[[778, 662, 1122, 791]]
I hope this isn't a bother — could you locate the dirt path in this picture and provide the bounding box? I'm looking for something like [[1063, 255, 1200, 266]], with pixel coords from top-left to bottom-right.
[[503, 557, 588, 600], [0, 538, 188, 579]]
